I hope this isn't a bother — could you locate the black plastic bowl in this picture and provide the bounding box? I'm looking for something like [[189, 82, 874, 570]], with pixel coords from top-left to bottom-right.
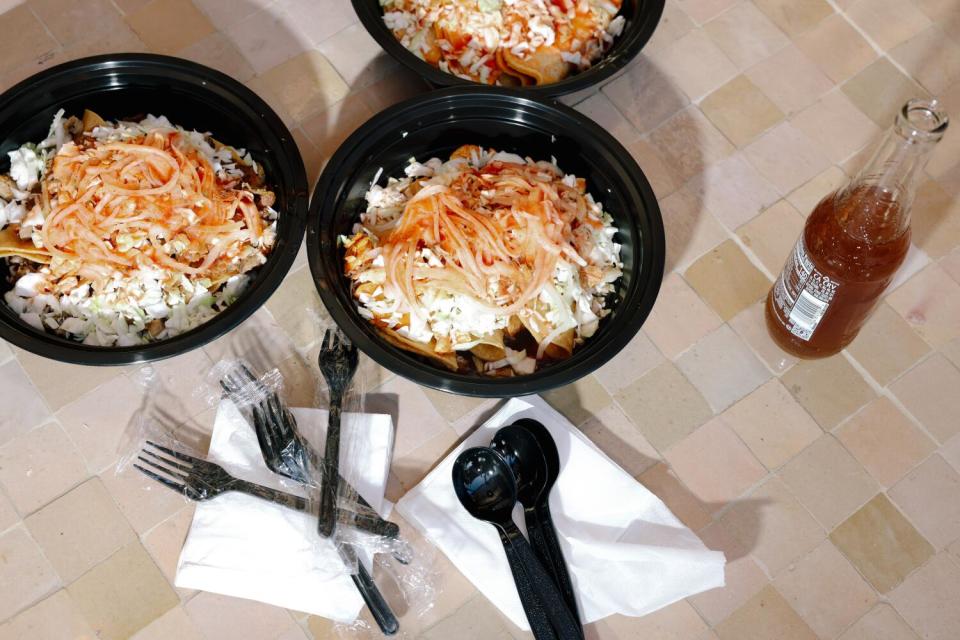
[[353, 0, 665, 98], [0, 54, 308, 365], [308, 88, 664, 397]]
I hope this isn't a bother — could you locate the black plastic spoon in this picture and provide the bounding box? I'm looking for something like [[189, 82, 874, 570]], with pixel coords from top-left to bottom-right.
[[452, 447, 582, 640], [493, 419, 580, 628]]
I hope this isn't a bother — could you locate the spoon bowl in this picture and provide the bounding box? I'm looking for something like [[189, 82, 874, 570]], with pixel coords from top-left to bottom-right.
[[452, 447, 519, 524], [513, 419, 561, 491], [491, 425, 549, 505]]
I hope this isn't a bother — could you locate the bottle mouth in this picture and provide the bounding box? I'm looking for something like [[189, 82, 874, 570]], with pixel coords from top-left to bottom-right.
[[897, 98, 949, 142]]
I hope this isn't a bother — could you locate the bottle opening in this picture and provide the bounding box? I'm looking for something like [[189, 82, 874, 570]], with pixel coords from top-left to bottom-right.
[[897, 98, 949, 142]]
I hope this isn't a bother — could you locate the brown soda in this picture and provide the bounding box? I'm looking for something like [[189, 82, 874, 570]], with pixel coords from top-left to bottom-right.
[[765, 185, 911, 358], [765, 98, 948, 359]]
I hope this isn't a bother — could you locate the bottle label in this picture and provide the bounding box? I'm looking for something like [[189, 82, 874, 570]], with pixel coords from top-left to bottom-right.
[[771, 237, 838, 341]]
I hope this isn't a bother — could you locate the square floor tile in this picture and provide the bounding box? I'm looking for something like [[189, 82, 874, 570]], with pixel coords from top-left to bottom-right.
[[125, 350, 213, 426], [846, 0, 931, 50], [780, 435, 879, 530], [638, 463, 712, 531], [744, 121, 833, 195], [722, 477, 824, 575], [794, 13, 877, 84], [125, 0, 215, 55], [888, 455, 960, 550], [141, 506, 195, 596], [773, 540, 877, 638], [911, 180, 960, 260], [13, 348, 122, 412], [0, 490, 17, 532], [542, 375, 613, 427], [700, 75, 784, 149], [736, 200, 805, 272], [184, 591, 299, 640], [593, 330, 665, 394], [0, 421, 87, 515], [580, 404, 660, 478], [792, 90, 881, 164], [615, 361, 713, 452], [56, 374, 147, 473], [831, 493, 934, 594], [837, 397, 936, 488], [626, 136, 681, 198], [643, 273, 723, 359], [30, 0, 125, 46], [728, 302, 799, 375], [703, 1, 790, 69], [660, 186, 729, 273], [316, 22, 397, 90], [688, 152, 781, 229], [370, 375, 451, 459], [130, 606, 204, 640], [889, 553, 960, 640], [887, 264, 960, 349], [839, 604, 921, 640], [99, 462, 187, 536], [650, 29, 738, 101], [68, 543, 178, 640], [746, 45, 834, 116], [781, 355, 875, 429], [684, 241, 771, 322], [391, 426, 460, 495], [752, 0, 833, 36], [602, 56, 690, 135], [299, 93, 375, 164], [650, 106, 736, 184], [646, 0, 695, 54], [666, 416, 766, 509], [0, 589, 95, 640], [890, 354, 960, 444], [847, 303, 931, 387], [841, 58, 929, 128], [247, 51, 349, 125], [890, 25, 960, 96], [224, 5, 313, 74], [277, 0, 357, 47], [676, 0, 736, 24], [574, 92, 639, 145], [0, 360, 51, 447], [715, 585, 817, 640], [0, 5, 58, 79], [722, 379, 822, 470], [601, 600, 708, 640], [675, 325, 771, 413], [177, 32, 255, 82], [0, 525, 59, 620], [24, 478, 136, 583], [689, 520, 768, 625]]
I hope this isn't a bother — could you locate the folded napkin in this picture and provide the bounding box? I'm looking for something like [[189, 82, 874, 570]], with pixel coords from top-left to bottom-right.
[[175, 400, 394, 622], [396, 396, 725, 630]]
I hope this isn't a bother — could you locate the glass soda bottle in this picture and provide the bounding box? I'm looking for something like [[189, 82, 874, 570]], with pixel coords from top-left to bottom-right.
[[766, 98, 949, 359]]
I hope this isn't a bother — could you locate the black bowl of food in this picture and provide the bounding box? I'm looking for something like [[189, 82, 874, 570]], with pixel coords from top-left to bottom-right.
[[353, 0, 664, 97], [309, 88, 664, 397], [0, 54, 308, 365]]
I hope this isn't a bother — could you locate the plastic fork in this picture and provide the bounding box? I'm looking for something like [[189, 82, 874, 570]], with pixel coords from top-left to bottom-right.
[[316, 328, 359, 537]]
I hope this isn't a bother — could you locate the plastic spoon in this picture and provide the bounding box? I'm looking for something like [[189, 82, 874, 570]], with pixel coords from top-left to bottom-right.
[[452, 447, 582, 640], [493, 419, 580, 627]]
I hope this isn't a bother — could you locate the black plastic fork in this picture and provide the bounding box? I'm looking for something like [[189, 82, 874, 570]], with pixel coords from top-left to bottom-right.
[[316, 328, 359, 538], [135, 441, 377, 530], [219, 365, 400, 540]]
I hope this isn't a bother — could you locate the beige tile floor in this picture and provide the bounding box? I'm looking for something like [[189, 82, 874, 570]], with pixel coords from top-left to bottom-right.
[[0, 0, 959, 638]]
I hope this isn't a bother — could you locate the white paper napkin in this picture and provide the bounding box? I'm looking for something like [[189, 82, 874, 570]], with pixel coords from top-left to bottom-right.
[[396, 396, 725, 630], [175, 400, 394, 622]]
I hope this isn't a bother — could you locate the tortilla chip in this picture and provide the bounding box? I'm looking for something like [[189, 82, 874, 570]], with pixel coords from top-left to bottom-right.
[[519, 299, 575, 358], [471, 342, 506, 362], [0, 227, 51, 263], [81, 109, 105, 133], [503, 46, 570, 85], [377, 326, 459, 371], [496, 49, 535, 86], [450, 145, 483, 161]]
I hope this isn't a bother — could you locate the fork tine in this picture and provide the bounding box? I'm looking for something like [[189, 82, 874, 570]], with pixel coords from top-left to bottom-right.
[[322, 328, 332, 351], [238, 363, 259, 384], [137, 455, 190, 481], [135, 464, 189, 495], [146, 440, 203, 465], [141, 449, 192, 473]]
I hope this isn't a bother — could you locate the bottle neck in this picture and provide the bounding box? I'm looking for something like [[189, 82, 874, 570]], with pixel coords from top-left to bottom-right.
[[835, 98, 948, 240]]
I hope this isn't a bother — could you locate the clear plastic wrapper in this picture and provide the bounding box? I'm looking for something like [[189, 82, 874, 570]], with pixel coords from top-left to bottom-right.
[[117, 334, 442, 632]]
